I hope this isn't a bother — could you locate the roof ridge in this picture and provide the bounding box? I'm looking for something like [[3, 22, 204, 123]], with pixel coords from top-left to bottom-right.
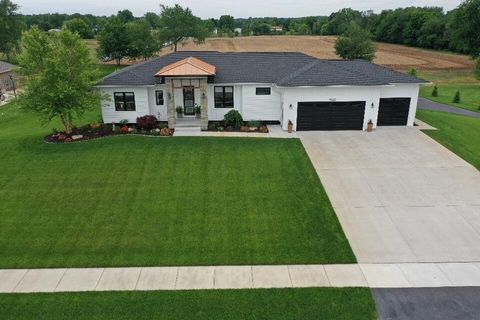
[[275, 60, 320, 86]]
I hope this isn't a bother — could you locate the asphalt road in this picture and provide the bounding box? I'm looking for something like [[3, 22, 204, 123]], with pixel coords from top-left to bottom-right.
[[373, 287, 480, 320], [417, 97, 480, 118]]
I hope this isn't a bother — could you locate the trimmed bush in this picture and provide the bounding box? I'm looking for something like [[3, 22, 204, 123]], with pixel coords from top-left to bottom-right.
[[453, 90, 461, 103], [224, 110, 243, 128], [432, 85, 438, 97], [136, 115, 158, 130]]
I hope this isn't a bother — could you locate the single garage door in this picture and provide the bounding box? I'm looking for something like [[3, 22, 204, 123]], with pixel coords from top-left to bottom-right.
[[377, 98, 411, 126], [297, 101, 366, 131]]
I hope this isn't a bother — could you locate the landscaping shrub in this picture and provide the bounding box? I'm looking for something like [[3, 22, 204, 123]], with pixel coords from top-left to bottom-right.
[[136, 115, 158, 130], [432, 85, 438, 97], [247, 120, 261, 128], [453, 90, 461, 103], [408, 68, 418, 77], [224, 110, 243, 128]]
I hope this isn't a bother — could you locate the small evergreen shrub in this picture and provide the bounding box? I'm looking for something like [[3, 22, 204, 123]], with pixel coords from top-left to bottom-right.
[[432, 85, 438, 97], [224, 110, 244, 128], [408, 68, 418, 77], [453, 90, 461, 103], [136, 115, 158, 130]]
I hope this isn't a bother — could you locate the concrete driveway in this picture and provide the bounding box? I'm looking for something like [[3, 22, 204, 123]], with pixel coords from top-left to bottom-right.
[[299, 127, 480, 263]]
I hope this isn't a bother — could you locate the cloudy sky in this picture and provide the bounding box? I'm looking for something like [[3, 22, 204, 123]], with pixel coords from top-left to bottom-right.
[[16, 0, 463, 18]]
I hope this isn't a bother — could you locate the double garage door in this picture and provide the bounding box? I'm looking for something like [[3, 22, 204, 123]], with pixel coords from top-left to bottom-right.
[[297, 101, 366, 131], [296, 98, 411, 131]]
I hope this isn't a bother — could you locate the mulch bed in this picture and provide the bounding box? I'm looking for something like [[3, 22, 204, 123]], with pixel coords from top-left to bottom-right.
[[45, 123, 174, 144]]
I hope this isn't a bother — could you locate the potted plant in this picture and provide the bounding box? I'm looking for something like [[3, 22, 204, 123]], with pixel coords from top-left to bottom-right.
[[287, 120, 293, 133], [367, 119, 374, 132], [195, 104, 201, 119], [176, 106, 183, 118]]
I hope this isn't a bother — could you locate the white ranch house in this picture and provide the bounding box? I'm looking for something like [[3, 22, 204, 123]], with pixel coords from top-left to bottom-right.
[[98, 51, 427, 131]]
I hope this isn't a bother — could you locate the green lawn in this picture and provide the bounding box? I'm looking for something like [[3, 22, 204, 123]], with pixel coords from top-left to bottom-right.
[[417, 109, 480, 170], [0, 288, 376, 320], [419, 70, 480, 112], [0, 102, 354, 268], [96, 64, 126, 79]]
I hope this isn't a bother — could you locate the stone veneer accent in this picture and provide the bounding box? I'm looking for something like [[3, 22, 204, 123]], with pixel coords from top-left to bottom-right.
[[199, 78, 208, 130], [165, 78, 175, 129]]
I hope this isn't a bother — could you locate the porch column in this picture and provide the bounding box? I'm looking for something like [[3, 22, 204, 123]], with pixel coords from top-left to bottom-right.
[[200, 78, 208, 130], [165, 78, 175, 129]]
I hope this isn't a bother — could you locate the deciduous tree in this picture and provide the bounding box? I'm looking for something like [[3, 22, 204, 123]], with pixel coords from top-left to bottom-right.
[[17, 27, 101, 134], [97, 16, 128, 65], [335, 23, 376, 61], [63, 18, 93, 39], [126, 19, 160, 61], [0, 0, 24, 61], [157, 4, 208, 52]]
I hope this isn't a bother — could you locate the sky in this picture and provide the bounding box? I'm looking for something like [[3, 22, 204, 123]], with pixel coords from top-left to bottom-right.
[[15, 0, 463, 18]]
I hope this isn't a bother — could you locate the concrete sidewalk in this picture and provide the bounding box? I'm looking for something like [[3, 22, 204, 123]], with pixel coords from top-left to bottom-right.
[[2, 262, 480, 293]]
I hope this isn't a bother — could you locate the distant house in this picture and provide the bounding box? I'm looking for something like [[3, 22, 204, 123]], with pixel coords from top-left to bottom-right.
[[234, 28, 242, 34], [0, 61, 17, 91], [48, 28, 61, 33], [270, 26, 283, 32], [98, 51, 427, 131]]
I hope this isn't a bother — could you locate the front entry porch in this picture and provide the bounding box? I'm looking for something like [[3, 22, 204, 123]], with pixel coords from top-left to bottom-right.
[[155, 56, 216, 131]]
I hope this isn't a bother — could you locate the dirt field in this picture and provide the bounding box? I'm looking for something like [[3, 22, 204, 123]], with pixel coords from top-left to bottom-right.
[[158, 36, 474, 71]]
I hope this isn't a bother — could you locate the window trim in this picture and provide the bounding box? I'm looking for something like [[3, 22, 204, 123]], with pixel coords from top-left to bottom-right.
[[155, 90, 164, 106], [256, 87, 271, 95], [214, 86, 234, 108], [114, 92, 136, 111]]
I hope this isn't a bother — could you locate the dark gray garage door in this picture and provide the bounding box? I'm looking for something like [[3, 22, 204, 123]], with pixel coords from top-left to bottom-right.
[[297, 101, 366, 131], [377, 98, 411, 126]]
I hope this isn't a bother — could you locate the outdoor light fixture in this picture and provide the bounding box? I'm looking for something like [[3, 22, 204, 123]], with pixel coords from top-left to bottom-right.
[[167, 92, 172, 99], [202, 92, 206, 99], [371, 102, 375, 108], [289, 104, 293, 109]]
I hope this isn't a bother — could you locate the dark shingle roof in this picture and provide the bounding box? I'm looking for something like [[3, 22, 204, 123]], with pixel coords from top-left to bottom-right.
[[100, 51, 427, 87], [0, 61, 16, 74]]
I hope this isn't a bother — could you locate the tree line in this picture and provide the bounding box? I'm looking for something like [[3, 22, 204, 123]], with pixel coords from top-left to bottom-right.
[[1, 0, 479, 64]]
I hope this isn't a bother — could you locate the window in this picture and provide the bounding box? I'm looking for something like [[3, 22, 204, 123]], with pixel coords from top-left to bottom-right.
[[214, 86, 234, 108], [155, 90, 164, 105], [256, 87, 271, 95], [114, 92, 136, 111]]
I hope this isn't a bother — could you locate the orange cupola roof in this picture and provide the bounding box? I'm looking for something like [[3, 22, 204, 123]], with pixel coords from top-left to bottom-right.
[[155, 57, 216, 77]]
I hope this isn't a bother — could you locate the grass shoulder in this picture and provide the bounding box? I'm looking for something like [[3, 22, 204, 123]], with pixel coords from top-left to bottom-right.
[[419, 70, 480, 112], [0, 288, 376, 320], [417, 109, 480, 170]]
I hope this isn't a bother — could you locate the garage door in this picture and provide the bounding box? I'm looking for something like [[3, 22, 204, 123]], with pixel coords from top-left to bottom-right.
[[297, 101, 366, 131], [377, 98, 411, 126]]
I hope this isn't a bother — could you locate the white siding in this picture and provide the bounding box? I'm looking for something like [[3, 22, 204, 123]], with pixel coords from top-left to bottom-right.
[[147, 85, 167, 121], [241, 85, 282, 121], [207, 84, 243, 121], [101, 87, 150, 123]]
